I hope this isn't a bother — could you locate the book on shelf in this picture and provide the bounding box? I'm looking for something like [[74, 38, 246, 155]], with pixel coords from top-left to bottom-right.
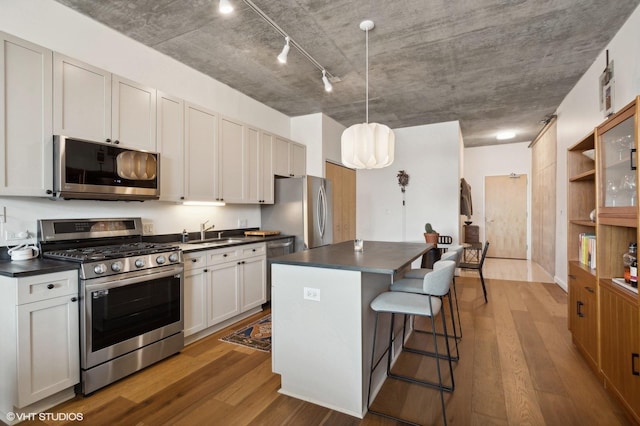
[[578, 233, 596, 269]]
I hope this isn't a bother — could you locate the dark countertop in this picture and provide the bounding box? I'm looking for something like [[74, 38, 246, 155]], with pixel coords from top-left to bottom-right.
[[0, 259, 79, 278], [178, 234, 294, 253], [270, 240, 431, 275], [0, 233, 293, 277]]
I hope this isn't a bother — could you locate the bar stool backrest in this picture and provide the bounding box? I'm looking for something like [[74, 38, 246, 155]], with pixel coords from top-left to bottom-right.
[[423, 260, 455, 296]]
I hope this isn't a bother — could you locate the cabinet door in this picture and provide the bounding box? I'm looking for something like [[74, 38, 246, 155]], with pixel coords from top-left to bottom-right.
[[218, 117, 245, 203], [0, 33, 53, 196], [157, 91, 184, 202], [111, 75, 156, 150], [567, 263, 598, 369], [208, 262, 240, 325], [241, 255, 266, 311], [184, 102, 218, 201], [16, 295, 79, 408], [53, 53, 111, 142], [183, 266, 207, 336], [601, 284, 640, 421], [246, 126, 260, 203], [290, 142, 306, 177], [273, 137, 290, 177], [260, 131, 274, 204]]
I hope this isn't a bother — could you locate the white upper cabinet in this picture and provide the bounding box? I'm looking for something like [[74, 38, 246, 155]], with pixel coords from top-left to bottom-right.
[[218, 116, 245, 203], [53, 53, 111, 143], [246, 129, 273, 204], [274, 136, 306, 177], [53, 54, 156, 150], [157, 91, 184, 202], [111, 76, 157, 151], [0, 32, 53, 197], [184, 102, 218, 201]]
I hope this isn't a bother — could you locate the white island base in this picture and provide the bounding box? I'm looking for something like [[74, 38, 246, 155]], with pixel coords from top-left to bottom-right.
[[272, 264, 402, 418]]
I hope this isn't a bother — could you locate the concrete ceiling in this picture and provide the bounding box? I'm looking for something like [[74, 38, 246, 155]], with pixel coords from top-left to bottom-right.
[[54, 0, 639, 147]]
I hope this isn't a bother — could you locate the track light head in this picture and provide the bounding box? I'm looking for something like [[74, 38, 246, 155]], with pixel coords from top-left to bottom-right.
[[277, 37, 290, 64], [219, 0, 233, 14], [322, 70, 333, 92]]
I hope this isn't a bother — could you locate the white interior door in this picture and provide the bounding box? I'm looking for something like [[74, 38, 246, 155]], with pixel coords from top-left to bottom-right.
[[485, 175, 528, 259]]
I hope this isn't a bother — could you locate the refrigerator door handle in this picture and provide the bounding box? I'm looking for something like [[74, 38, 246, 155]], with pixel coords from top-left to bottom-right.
[[318, 184, 327, 238]]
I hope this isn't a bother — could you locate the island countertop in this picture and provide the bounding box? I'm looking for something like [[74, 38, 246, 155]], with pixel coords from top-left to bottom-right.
[[270, 240, 431, 275]]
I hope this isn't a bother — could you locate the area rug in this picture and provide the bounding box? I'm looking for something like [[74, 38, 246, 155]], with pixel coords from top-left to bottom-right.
[[220, 314, 271, 352]]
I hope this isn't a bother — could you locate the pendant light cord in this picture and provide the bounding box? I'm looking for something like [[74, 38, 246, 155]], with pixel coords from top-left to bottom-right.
[[365, 27, 369, 124]]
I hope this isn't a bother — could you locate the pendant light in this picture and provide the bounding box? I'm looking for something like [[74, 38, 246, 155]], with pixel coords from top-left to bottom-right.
[[341, 20, 394, 169]]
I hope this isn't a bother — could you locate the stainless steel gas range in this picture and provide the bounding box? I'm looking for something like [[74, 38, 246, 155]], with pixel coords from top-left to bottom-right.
[[38, 217, 184, 395]]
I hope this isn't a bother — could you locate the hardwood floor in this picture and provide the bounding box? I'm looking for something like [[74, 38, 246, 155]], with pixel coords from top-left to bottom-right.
[[14, 265, 631, 426]]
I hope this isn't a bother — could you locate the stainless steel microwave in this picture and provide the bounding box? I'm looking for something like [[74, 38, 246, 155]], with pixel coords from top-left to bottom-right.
[[53, 135, 160, 201]]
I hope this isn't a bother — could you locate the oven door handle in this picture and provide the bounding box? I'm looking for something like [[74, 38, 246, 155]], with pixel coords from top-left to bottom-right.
[[84, 264, 183, 291]]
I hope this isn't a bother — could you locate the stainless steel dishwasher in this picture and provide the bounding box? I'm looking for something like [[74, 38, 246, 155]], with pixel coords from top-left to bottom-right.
[[266, 236, 295, 301]]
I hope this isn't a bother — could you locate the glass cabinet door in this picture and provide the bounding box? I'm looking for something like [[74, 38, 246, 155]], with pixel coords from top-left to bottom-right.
[[600, 114, 636, 208]]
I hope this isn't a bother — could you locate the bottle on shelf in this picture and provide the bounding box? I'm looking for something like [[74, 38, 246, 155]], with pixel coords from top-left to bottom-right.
[[631, 259, 638, 288], [622, 242, 637, 283]]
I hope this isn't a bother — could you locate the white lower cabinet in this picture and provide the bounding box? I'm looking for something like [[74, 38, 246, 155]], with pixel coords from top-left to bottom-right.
[[0, 270, 79, 420], [183, 243, 266, 340]]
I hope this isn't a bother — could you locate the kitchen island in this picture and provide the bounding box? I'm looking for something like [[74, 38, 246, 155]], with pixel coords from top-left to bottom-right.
[[270, 240, 431, 418]]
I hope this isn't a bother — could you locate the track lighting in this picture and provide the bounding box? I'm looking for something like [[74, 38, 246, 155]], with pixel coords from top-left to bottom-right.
[[239, 0, 338, 91], [219, 0, 233, 14], [277, 37, 290, 64], [322, 70, 332, 92]]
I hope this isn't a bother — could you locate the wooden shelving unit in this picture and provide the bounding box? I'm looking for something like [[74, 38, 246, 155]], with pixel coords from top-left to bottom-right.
[[568, 96, 640, 423]]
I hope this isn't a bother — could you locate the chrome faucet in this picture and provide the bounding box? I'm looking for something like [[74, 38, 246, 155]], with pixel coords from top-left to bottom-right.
[[200, 220, 215, 240], [217, 231, 224, 239]]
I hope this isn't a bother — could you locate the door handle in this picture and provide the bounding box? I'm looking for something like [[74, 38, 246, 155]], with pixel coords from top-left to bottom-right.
[[631, 148, 637, 171], [632, 353, 640, 376], [577, 301, 584, 317]]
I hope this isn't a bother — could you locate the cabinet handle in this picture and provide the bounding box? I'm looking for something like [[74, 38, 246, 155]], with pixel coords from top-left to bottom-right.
[[223, 254, 228, 257], [191, 258, 198, 262], [585, 286, 595, 293], [47, 284, 54, 290], [71, 297, 78, 302], [568, 274, 576, 280], [46, 189, 53, 195], [576, 301, 584, 317], [631, 148, 637, 171], [203, 269, 208, 273], [632, 353, 640, 376], [106, 138, 111, 143], [114, 140, 120, 145], [180, 196, 185, 200]]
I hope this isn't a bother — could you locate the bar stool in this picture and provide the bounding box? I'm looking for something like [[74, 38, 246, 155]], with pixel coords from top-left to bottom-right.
[[367, 261, 456, 426], [402, 246, 464, 341], [392, 259, 460, 361]]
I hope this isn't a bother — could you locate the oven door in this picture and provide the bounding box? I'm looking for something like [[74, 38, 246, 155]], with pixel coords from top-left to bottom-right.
[[81, 264, 183, 369]]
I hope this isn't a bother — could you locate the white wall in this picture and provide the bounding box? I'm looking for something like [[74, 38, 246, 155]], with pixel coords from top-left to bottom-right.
[[356, 121, 462, 245], [555, 3, 640, 287], [291, 114, 323, 177], [463, 142, 532, 257], [0, 0, 298, 244], [322, 114, 347, 165]]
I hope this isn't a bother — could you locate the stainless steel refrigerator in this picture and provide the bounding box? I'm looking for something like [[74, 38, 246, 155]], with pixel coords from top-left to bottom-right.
[[261, 176, 333, 252]]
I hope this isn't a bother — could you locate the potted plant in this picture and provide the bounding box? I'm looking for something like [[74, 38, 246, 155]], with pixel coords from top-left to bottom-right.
[[424, 223, 439, 246]]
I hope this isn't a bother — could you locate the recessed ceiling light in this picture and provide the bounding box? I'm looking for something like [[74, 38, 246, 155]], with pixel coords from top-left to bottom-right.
[[496, 131, 516, 140], [219, 0, 233, 14]]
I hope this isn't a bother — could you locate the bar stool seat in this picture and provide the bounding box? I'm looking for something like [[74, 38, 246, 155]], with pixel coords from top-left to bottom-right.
[[367, 261, 456, 426]]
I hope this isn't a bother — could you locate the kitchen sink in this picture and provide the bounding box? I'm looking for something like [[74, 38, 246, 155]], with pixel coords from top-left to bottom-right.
[[186, 238, 245, 246]]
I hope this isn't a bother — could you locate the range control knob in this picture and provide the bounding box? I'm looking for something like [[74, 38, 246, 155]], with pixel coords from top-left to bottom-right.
[[94, 263, 107, 275], [111, 261, 123, 272], [168, 253, 179, 263], [156, 255, 166, 265], [135, 258, 145, 268]]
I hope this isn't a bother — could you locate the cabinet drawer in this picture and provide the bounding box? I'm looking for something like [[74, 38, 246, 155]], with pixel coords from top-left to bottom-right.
[[242, 243, 266, 258], [207, 247, 240, 265], [569, 262, 596, 289], [184, 252, 207, 271], [17, 270, 78, 305]]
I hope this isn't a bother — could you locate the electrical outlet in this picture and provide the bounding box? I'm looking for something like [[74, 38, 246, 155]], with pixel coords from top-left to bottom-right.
[[143, 223, 154, 235], [303, 287, 320, 302], [238, 218, 248, 228]]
